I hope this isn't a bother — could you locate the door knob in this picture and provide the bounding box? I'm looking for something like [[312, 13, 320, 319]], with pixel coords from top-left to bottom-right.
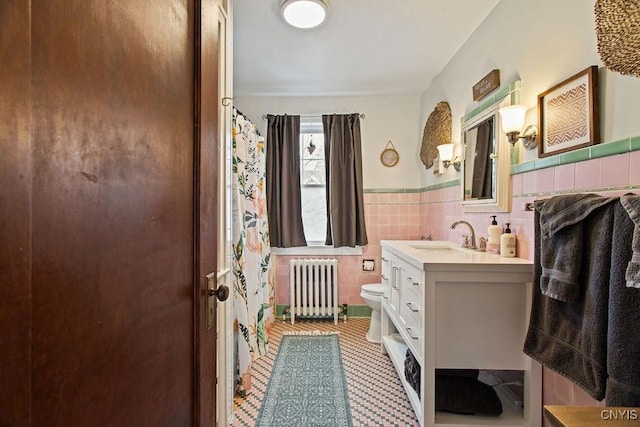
[[209, 284, 229, 302]]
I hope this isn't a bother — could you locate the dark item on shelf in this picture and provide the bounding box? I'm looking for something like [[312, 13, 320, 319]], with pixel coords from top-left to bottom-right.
[[404, 349, 421, 397], [436, 369, 479, 379], [435, 375, 503, 416]]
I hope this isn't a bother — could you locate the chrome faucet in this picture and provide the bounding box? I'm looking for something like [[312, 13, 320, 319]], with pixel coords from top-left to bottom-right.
[[450, 220, 477, 250]]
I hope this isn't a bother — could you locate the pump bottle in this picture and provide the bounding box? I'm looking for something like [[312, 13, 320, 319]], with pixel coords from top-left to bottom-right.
[[487, 215, 501, 254], [500, 223, 516, 257]]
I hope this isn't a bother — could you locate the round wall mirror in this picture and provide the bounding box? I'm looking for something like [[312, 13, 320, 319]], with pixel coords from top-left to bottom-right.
[[380, 141, 399, 167]]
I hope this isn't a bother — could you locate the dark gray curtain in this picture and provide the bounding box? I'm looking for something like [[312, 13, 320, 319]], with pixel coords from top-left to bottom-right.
[[322, 114, 368, 247], [471, 119, 493, 199], [266, 114, 307, 248]]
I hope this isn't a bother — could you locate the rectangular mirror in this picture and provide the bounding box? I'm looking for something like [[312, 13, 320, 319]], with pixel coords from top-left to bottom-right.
[[463, 115, 495, 201], [461, 99, 511, 213]]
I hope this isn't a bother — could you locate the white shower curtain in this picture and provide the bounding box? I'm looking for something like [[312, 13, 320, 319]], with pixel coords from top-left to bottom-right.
[[231, 108, 274, 395]]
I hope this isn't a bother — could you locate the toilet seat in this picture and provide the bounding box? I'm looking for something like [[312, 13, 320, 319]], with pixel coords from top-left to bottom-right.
[[361, 283, 387, 296]]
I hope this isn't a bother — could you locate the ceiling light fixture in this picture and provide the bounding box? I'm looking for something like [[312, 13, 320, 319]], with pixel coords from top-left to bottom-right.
[[281, 0, 328, 29]]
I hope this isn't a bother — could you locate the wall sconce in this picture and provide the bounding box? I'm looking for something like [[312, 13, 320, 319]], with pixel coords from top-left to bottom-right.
[[281, 0, 329, 29], [498, 104, 538, 149], [437, 143, 461, 171]]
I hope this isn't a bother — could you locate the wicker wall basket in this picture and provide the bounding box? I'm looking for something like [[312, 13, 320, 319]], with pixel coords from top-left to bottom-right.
[[595, 0, 640, 77], [420, 101, 452, 169]]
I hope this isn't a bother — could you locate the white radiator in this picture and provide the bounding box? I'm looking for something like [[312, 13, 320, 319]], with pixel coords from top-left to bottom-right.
[[289, 258, 341, 325]]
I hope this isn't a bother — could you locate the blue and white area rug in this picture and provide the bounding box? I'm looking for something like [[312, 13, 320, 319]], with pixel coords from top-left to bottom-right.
[[256, 331, 352, 426]]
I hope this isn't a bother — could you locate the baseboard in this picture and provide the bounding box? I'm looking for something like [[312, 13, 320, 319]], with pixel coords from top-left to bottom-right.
[[275, 304, 372, 318]]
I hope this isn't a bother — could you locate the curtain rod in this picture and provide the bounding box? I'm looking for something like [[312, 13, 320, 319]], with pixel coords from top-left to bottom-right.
[[261, 113, 365, 120]]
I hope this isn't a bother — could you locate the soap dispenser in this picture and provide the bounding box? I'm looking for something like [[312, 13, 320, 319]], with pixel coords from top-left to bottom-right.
[[487, 215, 501, 254], [500, 223, 516, 257]]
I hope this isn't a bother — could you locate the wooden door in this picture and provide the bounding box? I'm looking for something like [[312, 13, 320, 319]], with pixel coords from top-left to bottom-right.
[[0, 1, 220, 425]]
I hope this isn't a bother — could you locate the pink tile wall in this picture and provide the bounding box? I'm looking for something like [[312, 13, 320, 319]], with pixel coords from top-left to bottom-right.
[[273, 192, 422, 307]]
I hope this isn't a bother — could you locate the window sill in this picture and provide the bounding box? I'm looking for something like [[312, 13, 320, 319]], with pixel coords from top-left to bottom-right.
[[271, 245, 363, 256]]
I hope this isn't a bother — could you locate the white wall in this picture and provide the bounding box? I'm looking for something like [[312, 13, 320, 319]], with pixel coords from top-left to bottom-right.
[[420, 0, 640, 187], [233, 95, 423, 189], [419, 0, 640, 409]]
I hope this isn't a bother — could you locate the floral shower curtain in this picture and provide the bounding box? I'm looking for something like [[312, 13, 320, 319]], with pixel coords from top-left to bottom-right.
[[232, 108, 274, 395]]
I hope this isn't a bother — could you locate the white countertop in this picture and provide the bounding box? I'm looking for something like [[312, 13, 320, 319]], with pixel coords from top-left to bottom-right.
[[381, 240, 534, 272]]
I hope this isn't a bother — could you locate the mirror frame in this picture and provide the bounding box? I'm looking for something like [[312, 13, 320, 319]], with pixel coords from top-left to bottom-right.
[[460, 98, 512, 213]]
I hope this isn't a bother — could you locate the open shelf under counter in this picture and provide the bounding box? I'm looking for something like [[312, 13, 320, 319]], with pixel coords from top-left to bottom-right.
[[435, 384, 526, 427], [382, 330, 531, 427]]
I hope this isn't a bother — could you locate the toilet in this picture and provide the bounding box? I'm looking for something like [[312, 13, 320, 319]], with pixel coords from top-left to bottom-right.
[[360, 283, 389, 343]]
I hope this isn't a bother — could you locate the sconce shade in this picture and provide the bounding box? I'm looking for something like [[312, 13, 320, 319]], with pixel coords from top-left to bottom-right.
[[499, 105, 527, 134], [437, 143, 454, 162], [281, 0, 328, 29]]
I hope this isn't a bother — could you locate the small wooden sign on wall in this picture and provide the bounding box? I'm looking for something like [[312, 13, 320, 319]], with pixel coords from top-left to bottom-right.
[[472, 69, 500, 101]]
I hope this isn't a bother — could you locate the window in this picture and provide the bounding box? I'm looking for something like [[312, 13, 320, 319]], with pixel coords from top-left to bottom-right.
[[300, 118, 327, 244], [266, 113, 367, 254]]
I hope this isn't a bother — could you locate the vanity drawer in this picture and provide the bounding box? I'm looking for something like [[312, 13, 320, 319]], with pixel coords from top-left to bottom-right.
[[403, 274, 422, 305], [398, 259, 423, 289], [400, 290, 422, 344], [398, 260, 423, 332], [404, 323, 422, 358], [402, 298, 422, 328]]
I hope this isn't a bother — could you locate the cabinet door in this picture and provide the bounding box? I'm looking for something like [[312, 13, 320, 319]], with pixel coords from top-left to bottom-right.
[[382, 251, 400, 315]]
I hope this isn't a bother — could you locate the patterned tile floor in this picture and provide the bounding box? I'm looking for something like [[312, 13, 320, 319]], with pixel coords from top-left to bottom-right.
[[231, 318, 419, 427]]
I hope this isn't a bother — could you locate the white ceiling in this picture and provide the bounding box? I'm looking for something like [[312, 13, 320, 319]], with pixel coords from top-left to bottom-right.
[[232, 0, 500, 97]]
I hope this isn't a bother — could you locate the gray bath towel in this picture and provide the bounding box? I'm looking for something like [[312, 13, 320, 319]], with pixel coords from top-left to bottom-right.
[[620, 194, 640, 288], [606, 195, 640, 405], [524, 195, 617, 400], [536, 194, 617, 302]]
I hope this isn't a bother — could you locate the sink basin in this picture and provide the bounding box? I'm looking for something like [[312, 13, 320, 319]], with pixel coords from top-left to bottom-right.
[[409, 244, 456, 254], [408, 241, 476, 255]]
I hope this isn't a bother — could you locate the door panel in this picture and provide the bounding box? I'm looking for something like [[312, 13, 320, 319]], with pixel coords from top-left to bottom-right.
[[30, 0, 196, 422], [0, 2, 32, 425], [1, 1, 221, 424], [22, 0, 210, 425]]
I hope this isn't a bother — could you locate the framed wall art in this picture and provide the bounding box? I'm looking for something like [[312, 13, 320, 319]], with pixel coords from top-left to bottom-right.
[[537, 65, 600, 158]]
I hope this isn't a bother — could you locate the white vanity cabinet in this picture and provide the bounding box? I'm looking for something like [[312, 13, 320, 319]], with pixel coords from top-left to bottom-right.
[[380, 240, 541, 427]]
